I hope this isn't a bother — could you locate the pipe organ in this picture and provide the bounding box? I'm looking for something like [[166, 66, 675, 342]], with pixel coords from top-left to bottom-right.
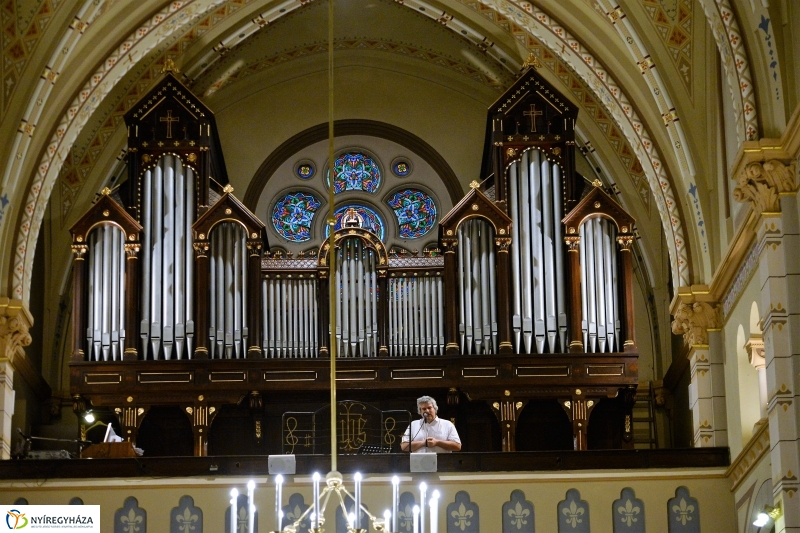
[[70, 63, 640, 456]]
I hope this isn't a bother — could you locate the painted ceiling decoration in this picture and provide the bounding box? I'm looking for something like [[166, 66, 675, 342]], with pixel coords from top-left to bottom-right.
[[2, 0, 766, 305]]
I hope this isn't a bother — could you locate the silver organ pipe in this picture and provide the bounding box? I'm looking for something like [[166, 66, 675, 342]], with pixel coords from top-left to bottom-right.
[[457, 219, 497, 355], [508, 149, 569, 353], [388, 274, 444, 356], [261, 275, 318, 358], [208, 222, 249, 359], [579, 217, 620, 353], [334, 238, 379, 357], [140, 155, 196, 360], [86, 225, 126, 361]]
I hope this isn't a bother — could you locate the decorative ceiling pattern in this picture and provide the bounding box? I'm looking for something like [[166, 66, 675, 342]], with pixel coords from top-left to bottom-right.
[[641, 0, 693, 95], [202, 38, 509, 97]]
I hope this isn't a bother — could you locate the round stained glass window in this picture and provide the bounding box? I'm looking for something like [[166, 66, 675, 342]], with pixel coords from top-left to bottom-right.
[[325, 204, 385, 240], [387, 189, 437, 239], [391, 158, 411, 177], [328, 152, 381, 193], [271, 192, 322, 242], [294, 160, 315, 179]]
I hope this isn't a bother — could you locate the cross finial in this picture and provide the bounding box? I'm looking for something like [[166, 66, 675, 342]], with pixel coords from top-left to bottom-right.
[[101, 187, 112, 196], [469, 180, 480, 189], [223, 184, 234, 194], [592, 179, 603, 187]]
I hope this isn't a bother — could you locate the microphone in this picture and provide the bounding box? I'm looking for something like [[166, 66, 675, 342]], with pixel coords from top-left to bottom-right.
[[408, 413, 427, 452]]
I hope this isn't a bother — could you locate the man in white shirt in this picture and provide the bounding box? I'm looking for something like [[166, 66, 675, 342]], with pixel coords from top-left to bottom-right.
[[401, 395, 461, 453]]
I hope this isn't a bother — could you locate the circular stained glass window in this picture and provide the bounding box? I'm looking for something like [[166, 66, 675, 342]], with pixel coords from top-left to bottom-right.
[[271, 192, 322, 242], [328, 152, 381, 193], [325, 204, 385, 240], [391, 158, 412, 177], [387, 189, 437, 239], [294, 160, 315, 179]]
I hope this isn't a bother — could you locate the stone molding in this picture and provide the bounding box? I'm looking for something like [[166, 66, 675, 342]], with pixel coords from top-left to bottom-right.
[[733, 159, 796, 214], [671, 300, 722, 347], [745, 335, 765, 370], [726, 418, 770, 492]]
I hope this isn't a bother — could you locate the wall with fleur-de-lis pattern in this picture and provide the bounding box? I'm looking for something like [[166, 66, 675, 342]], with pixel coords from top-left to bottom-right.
[[446, 491, 479, 533], [612, 488, 645, 533], [335, 493, 371, 533], [115, 496, 146, 533], [3, 474, 732, 532], [502, 489, 534, 533], [558, 489, 590, 533], [171, 495, 202, 533], [668, 487, 700, 533]]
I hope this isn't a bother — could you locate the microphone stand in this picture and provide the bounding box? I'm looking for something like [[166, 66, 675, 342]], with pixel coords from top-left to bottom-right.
[[13, 428, 91, 459], [407, 415, 427, 452]]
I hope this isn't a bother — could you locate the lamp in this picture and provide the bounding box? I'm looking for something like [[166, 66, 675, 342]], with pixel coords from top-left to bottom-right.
[[753, 501, 782, 527], [83, 411, 95, 424]]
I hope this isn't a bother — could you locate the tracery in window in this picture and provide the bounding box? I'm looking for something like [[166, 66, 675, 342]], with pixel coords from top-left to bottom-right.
[[271, 192, 321, 242], [329, 152, 381, 194], [387, 188, 436, 238]]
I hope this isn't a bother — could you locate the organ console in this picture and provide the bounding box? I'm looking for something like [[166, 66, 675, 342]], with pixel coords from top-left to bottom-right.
[[69, 62, 639, 456]]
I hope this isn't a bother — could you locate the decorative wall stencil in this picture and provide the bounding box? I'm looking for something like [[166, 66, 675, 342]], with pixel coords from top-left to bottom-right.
[[13, 498, 28, 505], [335, 494, 370, 532], [641, 0, 693, 93], [171, 495, 202, 533], [69, 497, 84, 505], [0, 193, 9, 226], [397, 492, 417, 533], [613, 488, 644, 533], [667, 487, 699, 532], [115, 496, 146, 533], [558, 489, 589, 533], [502, 489, 534, 532], [272, 192, 322, 242], [227, 493, 258, 533], [387, 189, 437, 239], [447, 491, 479, 533], [282, 493, 310, 532]]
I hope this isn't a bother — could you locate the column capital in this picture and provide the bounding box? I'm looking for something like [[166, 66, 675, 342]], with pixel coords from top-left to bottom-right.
[[671, 300, 722, 347], [732, 159, 796, 214], [0, 297, 33, 365], [745, 334, 766, 369]]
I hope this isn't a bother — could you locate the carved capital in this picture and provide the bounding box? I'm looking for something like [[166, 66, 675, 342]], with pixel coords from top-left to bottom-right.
[[71, 244, 88, 259], [671, 301, 722, 346], [745, 335, 766, 369], [564, 235, 580, 251], [733, 160, 796, 214], [616, 235, 634, 251], [192, 241, 209, 258], [0, 298, 33, 365], [124, 243, 140, 258], [494, 237, 511, 252]]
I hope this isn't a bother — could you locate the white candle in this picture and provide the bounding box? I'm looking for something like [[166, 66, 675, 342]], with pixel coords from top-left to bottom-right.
[[430, 491, 439, 533], [383, 510, 391, 533], [312, 472, 321, 529], [354, 472, 362, 529], [230, 489, 239, 533], [391, 476, 399, 533], [247, 480, 256, 533], [275, 475, 283, 532], [412, 505, 420, 533], [419, 482, 427, 533]]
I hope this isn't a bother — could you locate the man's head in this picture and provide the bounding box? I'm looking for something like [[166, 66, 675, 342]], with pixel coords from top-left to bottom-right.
[[417, 395, 438, 420]]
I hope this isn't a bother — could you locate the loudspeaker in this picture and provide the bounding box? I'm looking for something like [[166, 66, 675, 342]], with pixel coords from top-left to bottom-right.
[[410, 453, 437, 473], [268, 454, 296, 475]]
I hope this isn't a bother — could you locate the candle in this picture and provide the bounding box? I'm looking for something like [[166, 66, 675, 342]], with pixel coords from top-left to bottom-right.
[[412, 505, 420, 533], [354, 472, 362, 529], [275, 475, 283, 532], [230, 489, 239, 533], [247, 480, 256, 533], [312, 472, 321, 529], [383, 510, 391, 533], [391, 476, 399, 533], [419, 482, 427, 533], [430, 491, 439, 533]]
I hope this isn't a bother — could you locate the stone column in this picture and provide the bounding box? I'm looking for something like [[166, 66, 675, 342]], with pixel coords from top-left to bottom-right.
[[672, 299, 727, 447], [0, 298, 32, 459], [734, 158, 799, 532]]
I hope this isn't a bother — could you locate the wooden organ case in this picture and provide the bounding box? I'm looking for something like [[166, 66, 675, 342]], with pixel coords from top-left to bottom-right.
[[69, 65, 639, 457]]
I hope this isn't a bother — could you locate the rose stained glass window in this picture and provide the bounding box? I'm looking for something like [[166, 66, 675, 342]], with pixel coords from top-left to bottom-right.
[[325, 204, 385, 240], [328, 152, 381, 193], [272, 192, 322, 242], [387, 189, 436, 238]]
